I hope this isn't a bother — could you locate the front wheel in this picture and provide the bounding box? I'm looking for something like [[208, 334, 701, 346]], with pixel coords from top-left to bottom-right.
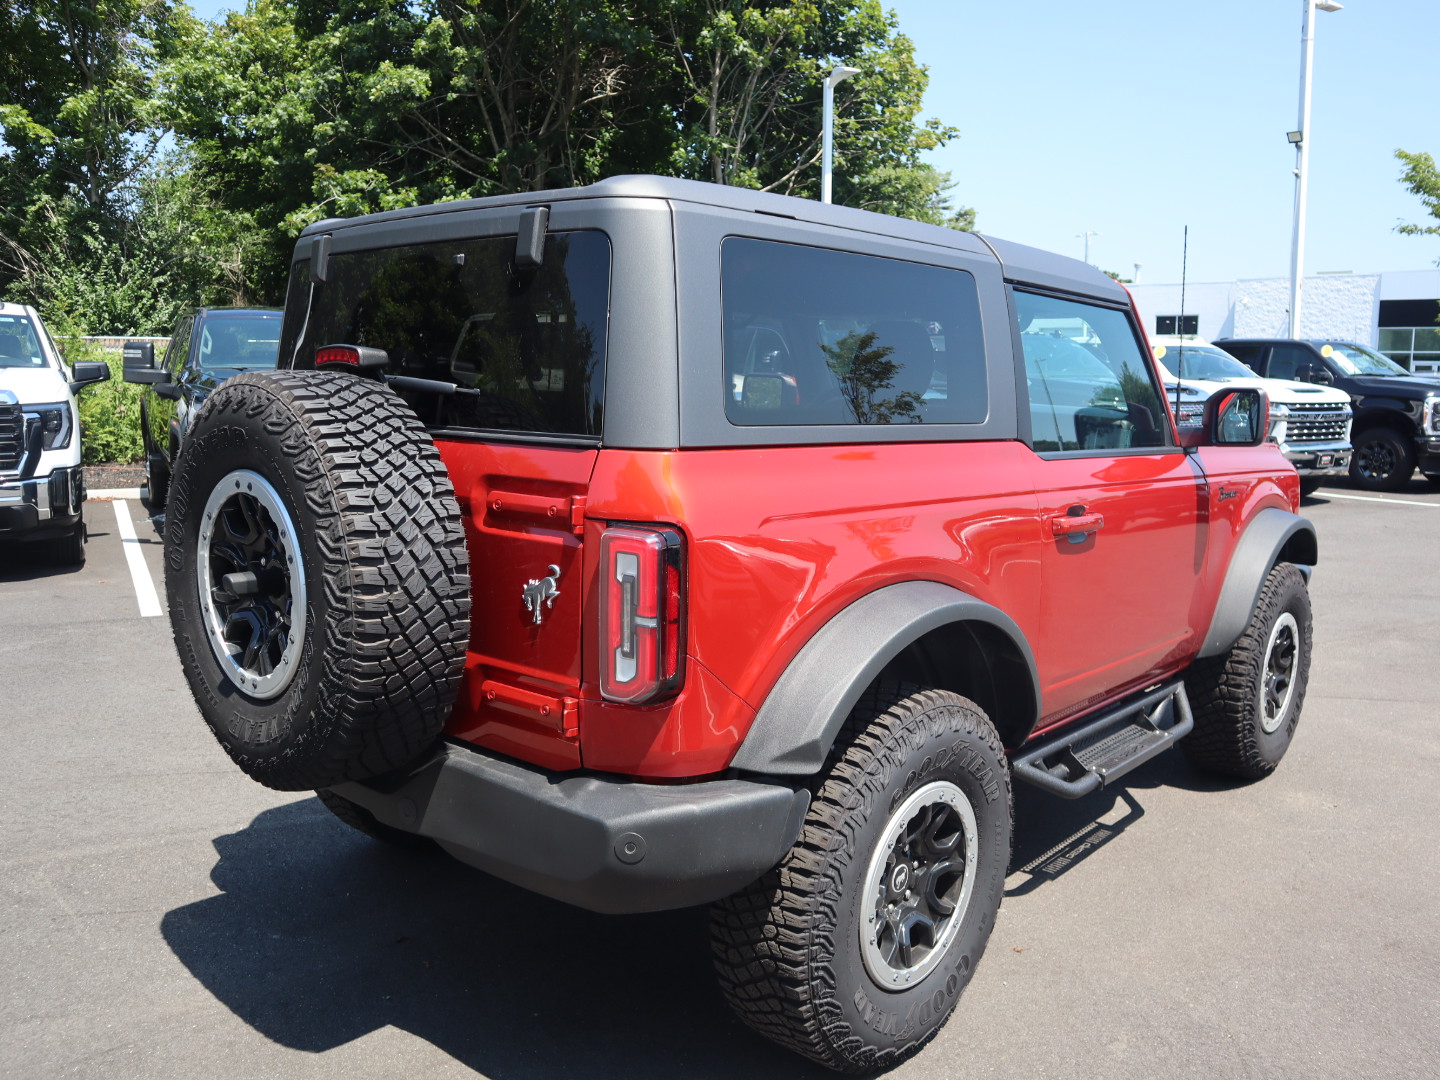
[[710, 685, 1011, 1073], [1184, 563, 1312, 779], [1349, 427, 1415, 491]]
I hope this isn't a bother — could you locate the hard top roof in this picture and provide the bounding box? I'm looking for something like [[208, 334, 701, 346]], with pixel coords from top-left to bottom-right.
[[297, 174, 1125, 304]]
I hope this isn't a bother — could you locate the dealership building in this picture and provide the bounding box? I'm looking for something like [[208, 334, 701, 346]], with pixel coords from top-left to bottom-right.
[[1128, 269, 1440, 375]]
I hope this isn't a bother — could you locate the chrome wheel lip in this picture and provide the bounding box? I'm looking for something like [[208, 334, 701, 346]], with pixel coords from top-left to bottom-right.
[[195, 469, 307, 701], [860, 779, 978, 991], [1260, 611, 1299, 734]]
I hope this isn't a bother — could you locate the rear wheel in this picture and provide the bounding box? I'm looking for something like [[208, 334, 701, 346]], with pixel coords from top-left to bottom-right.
[[710, 685, 1011, 1073], [1349, 427, 1415, 491], [1184, 563, 1311, 779], [165, 370, 471, 791]]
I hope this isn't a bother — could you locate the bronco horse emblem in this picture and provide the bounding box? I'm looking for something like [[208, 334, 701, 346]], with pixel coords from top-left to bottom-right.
[[522, 565, 562, 625]]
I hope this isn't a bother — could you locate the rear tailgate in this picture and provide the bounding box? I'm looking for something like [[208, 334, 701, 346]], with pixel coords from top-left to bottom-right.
[[439, 441, 598, 770]]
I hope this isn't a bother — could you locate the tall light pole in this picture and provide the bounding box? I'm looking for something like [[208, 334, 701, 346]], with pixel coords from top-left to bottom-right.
[[1076, 231, 1100, 264], [1288, 0, 1343, 338], [821, 65, 861, 204]]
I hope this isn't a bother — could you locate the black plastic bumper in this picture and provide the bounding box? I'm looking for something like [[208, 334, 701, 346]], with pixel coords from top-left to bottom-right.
[[1418, 437, 1440, 476], [330, 742, 811, 914], [0, 468, 82, 539]]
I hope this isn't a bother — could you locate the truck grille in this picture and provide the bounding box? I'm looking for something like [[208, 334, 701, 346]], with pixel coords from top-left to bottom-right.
[[0, 402, 23, 472], [1285, 404, 1350, 443]]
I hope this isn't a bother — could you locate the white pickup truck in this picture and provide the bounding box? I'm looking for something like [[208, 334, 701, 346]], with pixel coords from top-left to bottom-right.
[[0, 302, 111, 564], [1152, 335, 1353, 495]]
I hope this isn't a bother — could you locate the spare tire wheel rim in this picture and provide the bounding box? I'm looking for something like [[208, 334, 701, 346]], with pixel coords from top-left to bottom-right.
[[860, 780, 978, 989], [196, 469, 308, 700], [1260, 611, 1299, 734]]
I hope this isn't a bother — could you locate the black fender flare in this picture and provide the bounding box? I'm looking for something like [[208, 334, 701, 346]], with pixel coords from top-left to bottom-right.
[[1198, 507, 1317, 659], [728, 580, 1041, 776]]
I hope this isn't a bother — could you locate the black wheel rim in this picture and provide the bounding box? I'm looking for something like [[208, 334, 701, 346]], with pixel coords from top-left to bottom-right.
[[196, 470, 306, 699], [1261, 612, 1299, 734], [1355, 440, 1396, 482], [861, 780, 977, 988]]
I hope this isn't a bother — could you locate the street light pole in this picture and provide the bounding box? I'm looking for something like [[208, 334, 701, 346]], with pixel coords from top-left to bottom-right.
[[1288, 0, 1342, 339], [1076, 231, 1100, 264], [821, 65, 861, 204]]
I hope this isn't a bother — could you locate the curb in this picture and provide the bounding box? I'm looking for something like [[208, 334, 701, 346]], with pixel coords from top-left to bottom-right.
[[89, 488, 145, 501]]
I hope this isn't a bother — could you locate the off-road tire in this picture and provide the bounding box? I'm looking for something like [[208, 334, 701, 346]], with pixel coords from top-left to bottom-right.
[[315, 789, 437, 851], [1184, 563, 1311, 780], [710, 684, 1011, 1073], [1349, 427, 1415, 492], [165, 370, 471, 791]]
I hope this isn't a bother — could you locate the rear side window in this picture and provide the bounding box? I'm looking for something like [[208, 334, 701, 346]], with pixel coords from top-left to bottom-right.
[[282, 231, 611, 439], [721, 238, 986, 426], [1015, 290, 1171, 452]]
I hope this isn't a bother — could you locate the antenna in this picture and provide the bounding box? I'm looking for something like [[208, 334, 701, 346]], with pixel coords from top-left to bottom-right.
[[1174, 226, 1188, 429]]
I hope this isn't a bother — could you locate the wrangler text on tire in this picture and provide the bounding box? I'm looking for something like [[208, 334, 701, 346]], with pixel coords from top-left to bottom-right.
[[710, 684, 1011, 1073], [164, 370, 471, 791]]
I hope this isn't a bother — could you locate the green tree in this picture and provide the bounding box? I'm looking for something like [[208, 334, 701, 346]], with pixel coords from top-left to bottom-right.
[[819, 329, 922, 424], [1396, 149, 1440, 265]]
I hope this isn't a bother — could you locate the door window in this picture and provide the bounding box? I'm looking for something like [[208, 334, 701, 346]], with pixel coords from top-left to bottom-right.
[[1015, 291, 1170, 452], [720, 238, 987, 427], [1264, 345, 1315, 381]]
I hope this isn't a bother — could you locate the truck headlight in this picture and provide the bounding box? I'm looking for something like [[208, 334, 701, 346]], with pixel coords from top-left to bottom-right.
[[29, 403, 73, 451], [1425, 394, 1440, 435], [1266, 402, 1289, 443]]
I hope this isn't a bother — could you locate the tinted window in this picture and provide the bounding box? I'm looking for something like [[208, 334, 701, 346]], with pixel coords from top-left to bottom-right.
[[194, 314, 281, 371], [721, 238, 986, 426], [0, 315, 45, 368], [283, 232, 611, 439], [1016, 291, 1170, 452], [1218, 342, 1262, 367], [1264, 345, 1313, 381]]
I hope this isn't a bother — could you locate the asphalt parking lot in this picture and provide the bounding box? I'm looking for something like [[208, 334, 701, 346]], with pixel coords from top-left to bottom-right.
[[2, 479, 1438, 1080]]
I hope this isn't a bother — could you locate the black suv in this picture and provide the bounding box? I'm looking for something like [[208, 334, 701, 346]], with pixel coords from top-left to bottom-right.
[[123, 307, 281, 507], [1216, 338, 1440, 491]]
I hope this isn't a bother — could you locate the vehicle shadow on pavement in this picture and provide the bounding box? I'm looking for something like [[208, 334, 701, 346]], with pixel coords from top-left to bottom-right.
[[1005, 751, 1234, 898], [161, 798, 834, 1079], [0, 537, 93, 579]]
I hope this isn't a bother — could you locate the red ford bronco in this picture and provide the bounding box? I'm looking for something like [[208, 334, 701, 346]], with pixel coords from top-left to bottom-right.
[[164, 176, 1315, 1072]]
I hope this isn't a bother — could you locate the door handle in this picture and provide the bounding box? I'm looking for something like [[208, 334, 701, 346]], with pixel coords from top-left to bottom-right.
[[1048, 511, 1105, 537]]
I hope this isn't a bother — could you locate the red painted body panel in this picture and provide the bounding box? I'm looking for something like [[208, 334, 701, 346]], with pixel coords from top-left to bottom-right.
[[436, 429, 1297, 779], [435, 439, 597, 769]]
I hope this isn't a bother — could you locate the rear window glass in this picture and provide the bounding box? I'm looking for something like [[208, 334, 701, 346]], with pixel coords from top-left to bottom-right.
[[721, 238, 986, 426], [281, 231, 610, 439], [195, 314, 281, 371]]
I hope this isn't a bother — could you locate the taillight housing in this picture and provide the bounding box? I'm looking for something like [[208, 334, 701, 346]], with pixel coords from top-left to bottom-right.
[[599, 525, 685, 704]]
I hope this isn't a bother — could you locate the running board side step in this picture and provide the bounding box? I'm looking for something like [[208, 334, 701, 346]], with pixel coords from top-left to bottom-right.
[[1011, 680, 1194, 799]]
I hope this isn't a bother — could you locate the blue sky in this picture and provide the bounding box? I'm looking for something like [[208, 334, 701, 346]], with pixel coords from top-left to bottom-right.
[[185, 1, 1437, 285], [886, 0, 1438, 284]]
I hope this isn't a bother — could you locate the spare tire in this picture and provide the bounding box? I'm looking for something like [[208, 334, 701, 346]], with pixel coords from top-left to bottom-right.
[[164, 370, 471, 791]]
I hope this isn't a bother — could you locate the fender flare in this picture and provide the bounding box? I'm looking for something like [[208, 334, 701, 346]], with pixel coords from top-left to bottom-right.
[[728, 580, 1040, 776], [1198, 507, 1317, 659]]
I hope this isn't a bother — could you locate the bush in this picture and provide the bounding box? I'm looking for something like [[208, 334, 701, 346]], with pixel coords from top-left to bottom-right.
[[58, 337, 146, 465]]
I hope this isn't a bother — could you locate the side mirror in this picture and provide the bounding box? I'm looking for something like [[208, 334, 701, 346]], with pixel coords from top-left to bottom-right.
[[68, 361, 111, 394], [122, 340, 155, 371], [154, 381, 185, 401], [1296, 362, 1334, 386], [1177, 387, 1268, 448], [1212, 388, 1268, 446]]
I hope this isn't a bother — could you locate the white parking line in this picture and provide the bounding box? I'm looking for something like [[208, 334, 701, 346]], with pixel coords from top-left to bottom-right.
[[112, 500, 163, 617], [1321, 492, 1440, 508]]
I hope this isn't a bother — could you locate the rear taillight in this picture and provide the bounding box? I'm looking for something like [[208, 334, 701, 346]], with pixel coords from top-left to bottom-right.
[[599, 525, 684, 704]]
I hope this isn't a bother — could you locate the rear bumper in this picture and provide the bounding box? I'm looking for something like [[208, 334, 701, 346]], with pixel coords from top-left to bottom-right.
[[330, 741, 810, 914], [0, 467, 84, 538]]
